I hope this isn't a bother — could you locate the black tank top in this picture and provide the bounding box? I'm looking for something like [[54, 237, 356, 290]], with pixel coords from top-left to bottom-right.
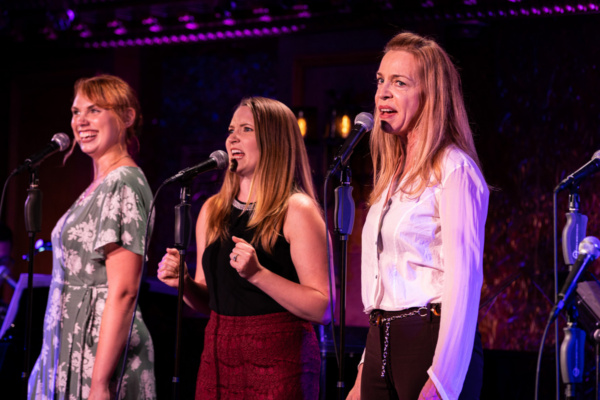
[[202, 201, 300, 316]]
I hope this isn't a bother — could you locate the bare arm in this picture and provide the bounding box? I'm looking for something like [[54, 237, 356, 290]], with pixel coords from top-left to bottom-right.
[[230, 193, 332, 324], [157, 201, 211, 314], [89, 243, 141, 399]]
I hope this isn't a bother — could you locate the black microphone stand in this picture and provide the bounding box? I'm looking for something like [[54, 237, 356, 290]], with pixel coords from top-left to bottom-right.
[[172, 180, 193, 400], [23, 168, 42, 392], [333, 166, 355, 400], [558, 189, 588, 400]]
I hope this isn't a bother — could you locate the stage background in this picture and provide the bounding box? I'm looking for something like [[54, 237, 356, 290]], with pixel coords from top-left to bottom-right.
[[1, 2, 599, 398]]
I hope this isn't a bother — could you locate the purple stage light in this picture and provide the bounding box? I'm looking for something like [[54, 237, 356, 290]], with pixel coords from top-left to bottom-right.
[[185, 22, 199, 30], [114, 27, 127, 35], [234, 30, 243, 37], [207, 32, 216, 40], [253, 28, 262, 36], [142, 17, 157, 25], [226, 31, 235, 38], [197, 33, 207, 41], [149, 24, 162, 33], [243, 29, 252, 36], [259, 15, 272, 22], [223, 18, 235, 26]]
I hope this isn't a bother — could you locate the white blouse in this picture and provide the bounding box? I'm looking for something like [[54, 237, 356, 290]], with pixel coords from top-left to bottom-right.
[[361, 146, 489, 400]]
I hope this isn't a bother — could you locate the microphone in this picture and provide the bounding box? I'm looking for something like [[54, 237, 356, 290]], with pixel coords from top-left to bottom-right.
[[555, 150, 600, 192], [12, 133, 71, 175], [164, 150, 228, 184], [328, 112, 374, 176], [550, 236, 600, 321]]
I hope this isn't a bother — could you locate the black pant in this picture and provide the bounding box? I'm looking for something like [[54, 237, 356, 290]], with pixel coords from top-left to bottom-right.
[[361, 313, 483, 399]]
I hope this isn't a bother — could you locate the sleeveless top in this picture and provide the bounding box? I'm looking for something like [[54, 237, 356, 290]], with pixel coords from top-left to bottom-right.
[[202, 200, 300, 316]]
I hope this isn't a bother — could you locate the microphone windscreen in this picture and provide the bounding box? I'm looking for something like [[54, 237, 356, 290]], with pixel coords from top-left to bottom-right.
[[52, 132, 71, 151], [210, 150, 229, 169], [354, 112, 374, 131]]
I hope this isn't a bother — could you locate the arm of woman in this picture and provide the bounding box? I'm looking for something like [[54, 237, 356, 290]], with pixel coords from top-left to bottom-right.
[[424, 164, 489, 400], [89, 243, 142, 400], [231, 193, 332, 324], [157, 200, 211, 315]]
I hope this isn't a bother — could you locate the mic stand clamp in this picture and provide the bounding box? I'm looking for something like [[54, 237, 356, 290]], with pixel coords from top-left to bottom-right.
[[562, 190, 588, 266], [172, 180, 193, 400], [560, 306, 585, 400], [333, 166, 354, 400]]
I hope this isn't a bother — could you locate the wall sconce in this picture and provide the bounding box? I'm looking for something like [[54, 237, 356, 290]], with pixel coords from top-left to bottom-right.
[[297, 111, 308, 137], [338, 114, 352, 138], [293, 107, 317, 142]]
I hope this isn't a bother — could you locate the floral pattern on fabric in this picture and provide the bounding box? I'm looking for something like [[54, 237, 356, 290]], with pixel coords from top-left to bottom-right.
[[28, 166, 156, 400]]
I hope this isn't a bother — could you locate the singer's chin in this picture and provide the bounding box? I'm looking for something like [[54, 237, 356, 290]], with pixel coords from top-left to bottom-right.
[[229, 159, 238, 172], [381, 120, 394, 134]]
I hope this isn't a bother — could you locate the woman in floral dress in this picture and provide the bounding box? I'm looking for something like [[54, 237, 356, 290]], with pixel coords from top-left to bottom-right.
[[28, 75, 156, 400]]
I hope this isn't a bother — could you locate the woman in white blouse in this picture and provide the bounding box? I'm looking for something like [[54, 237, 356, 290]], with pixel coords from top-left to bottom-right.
[[347, 32, 489, 400]]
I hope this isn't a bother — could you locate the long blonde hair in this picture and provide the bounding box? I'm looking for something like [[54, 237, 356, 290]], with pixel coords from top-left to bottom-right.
[[369, 32, 483, 203], [206, 97, 318, 252]]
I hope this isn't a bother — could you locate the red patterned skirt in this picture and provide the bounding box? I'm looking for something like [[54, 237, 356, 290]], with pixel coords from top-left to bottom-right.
[[196, 311, 321, 400]]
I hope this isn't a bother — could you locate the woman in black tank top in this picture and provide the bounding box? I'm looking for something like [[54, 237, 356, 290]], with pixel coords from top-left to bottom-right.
[[157, 97, 332, 400]]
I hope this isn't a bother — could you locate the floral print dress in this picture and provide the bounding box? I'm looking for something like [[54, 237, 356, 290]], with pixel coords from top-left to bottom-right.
[[28, 166, 156, 400]]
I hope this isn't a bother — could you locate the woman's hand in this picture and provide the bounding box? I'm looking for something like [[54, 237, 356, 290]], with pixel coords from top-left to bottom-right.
[[157, 247, 189, 288], [229, 236, 264, 280], [346, 363, 363, 400], [418, 378, 441, 399]]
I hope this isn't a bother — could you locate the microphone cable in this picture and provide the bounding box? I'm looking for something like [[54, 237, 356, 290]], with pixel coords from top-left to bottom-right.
[[0, 171, 17, 222]]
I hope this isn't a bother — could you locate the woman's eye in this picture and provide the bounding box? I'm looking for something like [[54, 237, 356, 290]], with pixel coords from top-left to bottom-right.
[[395, 80, 406, 87], [376, 77, 384, 85], [243, 126, 253, 132]]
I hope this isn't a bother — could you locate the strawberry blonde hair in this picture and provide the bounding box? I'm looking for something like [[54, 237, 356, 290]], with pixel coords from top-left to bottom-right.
[[65, 74, 142, 161]]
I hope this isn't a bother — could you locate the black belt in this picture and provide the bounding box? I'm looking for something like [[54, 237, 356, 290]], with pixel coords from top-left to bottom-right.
[[369, 303, 441, 326], [370, 303, 442, 378]]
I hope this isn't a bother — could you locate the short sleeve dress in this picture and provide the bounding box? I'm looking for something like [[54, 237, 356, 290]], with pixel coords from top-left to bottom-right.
[[28, 166, 156, 400]]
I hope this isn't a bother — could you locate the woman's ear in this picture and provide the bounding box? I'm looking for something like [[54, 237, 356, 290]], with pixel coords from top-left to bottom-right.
[[123, 107, 136, 128]]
